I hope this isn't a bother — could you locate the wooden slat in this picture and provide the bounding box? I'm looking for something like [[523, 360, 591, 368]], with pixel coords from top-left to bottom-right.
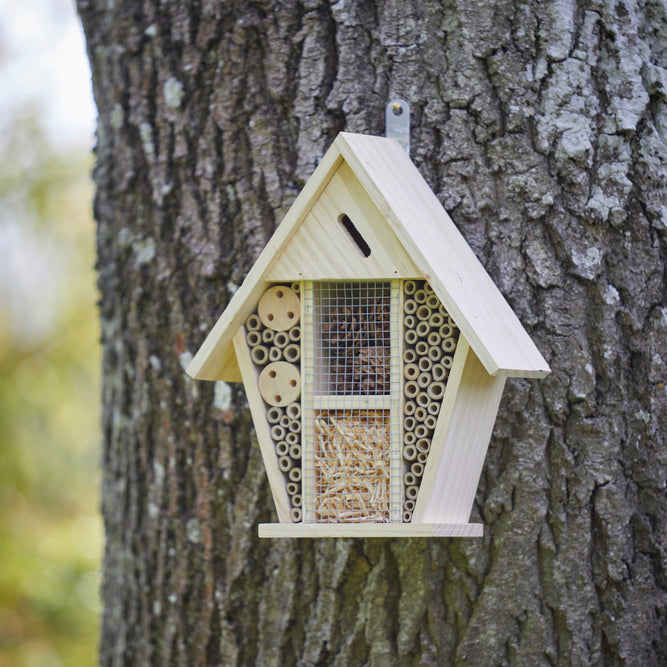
[[335, 132, 550, 379], [389, 279, 402, 522], [232, 328, 291, 523], [258, 522, 483, 538], [413, 339, 506, 524]]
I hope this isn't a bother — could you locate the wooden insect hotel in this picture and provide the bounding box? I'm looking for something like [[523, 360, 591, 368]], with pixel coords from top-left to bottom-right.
[[187, 132, 550, 538]]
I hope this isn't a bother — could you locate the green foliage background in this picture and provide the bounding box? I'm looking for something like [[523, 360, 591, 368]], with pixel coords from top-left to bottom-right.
[[0, 116, 101, 666]]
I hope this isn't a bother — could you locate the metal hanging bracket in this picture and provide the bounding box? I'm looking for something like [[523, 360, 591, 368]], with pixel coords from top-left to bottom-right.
[[385, 99, 410, 156]]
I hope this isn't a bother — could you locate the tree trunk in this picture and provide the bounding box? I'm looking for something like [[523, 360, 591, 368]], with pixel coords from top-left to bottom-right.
[[77, 0, 666, 664]]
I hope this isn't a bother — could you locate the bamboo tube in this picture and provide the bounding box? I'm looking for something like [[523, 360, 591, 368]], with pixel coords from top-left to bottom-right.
[[288, 467, 301, 483], [270, 425, 286, 441], [291, 282, 300, 293], [290, 507, 302, 522], [416, 305, 431, 321], [404, 298, 417, 315], [417, 452, 428, 465], [404, 499, 415, 512], [278, 455, 292, 472], [426, 294, 440, 310], [438, 303, 447, 316], [403, 444, 417, 461], [246, 330, 262, 347], [415, 341, 428, 356], [404, 400, 416, 416], [414, 289, 427, 304], [404, 314, 416, 329], [404, 364, 419, 381], [289, 443, 301, 459], [404, 381, 419, 399], [427, 401, 440, 416], [439, 324, 453, 339], [428, 312, 444, 329], [442, 356, 453, 369], [404, 432, 416, 446], [405, 485, 419, 501], [428, 346, 443, 362], [404, 416, 416, 432], [288, 326, 301, 342], [416, 321, 429, 338], [427, 380, 445, 400], [269, 347, 282, 362], [289, 419, 301, 434], [291, 493, 302, 508], [284, 344, 300, 363], [250, 345, 269, 366], [274, 331, 289, 348], [432, 364, 447, 381], [442, 337, 457, 353], [286, 482, 299, 496], [262, 329, 275, 344], [427, 331, 441, 347], [403, 349, 417, 364], [414, 407, 427, 422], [418, 357, 432, 372], [405, 329, 418, 345], [417, 373, 431, 389], [279, 415, 291, 429], [404, 472, 417, 486], [404, 280, 417, 295], [423, 281, 434, 295], [416, 438, 430, 454], [414, 424, 429, 439], [286, 402, 301, 420], [275, 441, 289, 457], [425, 414, 438, 430], [286, 432, 299, 446], [246, 313, 262, 331], [411, 462, 424, 477], [266, 406, 283, 424], [403, 510, 413, 523]]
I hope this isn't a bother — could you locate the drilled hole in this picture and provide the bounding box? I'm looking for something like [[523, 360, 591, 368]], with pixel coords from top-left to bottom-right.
[[269, 370, 276, 378], [274, 394, 281, 402]]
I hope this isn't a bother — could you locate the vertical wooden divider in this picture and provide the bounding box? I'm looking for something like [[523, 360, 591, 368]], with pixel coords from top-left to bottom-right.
[[390, 279, 403, 522], [232, 327, 292, 523], [300, 281, 313, 523]]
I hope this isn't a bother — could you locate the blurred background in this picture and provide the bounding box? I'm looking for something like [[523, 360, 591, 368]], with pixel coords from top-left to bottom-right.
[[0, 0, 100, 665]]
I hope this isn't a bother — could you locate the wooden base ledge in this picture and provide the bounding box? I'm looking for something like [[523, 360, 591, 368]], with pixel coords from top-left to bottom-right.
[[258, 523, 483, 538]]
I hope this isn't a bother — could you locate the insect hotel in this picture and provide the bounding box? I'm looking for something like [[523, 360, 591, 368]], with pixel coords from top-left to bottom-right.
[[187, 132, 550, 538]]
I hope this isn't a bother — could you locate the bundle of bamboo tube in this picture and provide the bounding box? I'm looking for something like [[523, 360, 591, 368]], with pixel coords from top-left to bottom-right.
[[401, 280, 459, 521], [322, 300, 391, 395], [246, 284, 303, 521]]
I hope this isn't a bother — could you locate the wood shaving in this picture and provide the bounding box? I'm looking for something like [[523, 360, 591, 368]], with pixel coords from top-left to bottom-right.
[[314, 412, 390, 523]]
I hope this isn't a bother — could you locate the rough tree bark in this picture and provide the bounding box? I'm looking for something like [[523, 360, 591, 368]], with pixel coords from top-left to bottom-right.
[[77, 0, 666, 664]]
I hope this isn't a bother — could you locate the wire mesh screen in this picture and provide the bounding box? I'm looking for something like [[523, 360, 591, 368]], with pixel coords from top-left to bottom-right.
[[302, 281, 402, 523]]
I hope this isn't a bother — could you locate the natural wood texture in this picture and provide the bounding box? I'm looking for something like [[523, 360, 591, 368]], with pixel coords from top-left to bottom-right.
[[257, 361, 301, 407], [257, 285, 301, 331], [414, 339, 506, 524], [258, 522, 483, 538], [267, 162, 420, 280], [232, 329, 291, 523]]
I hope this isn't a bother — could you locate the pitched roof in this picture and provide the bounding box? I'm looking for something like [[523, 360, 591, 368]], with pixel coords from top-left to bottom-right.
[[187, 132, 550, 382]]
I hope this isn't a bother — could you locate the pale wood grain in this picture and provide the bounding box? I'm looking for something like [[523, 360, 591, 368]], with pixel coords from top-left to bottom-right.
[[232, 328, 292, 523], [258, 522, 483, 538]]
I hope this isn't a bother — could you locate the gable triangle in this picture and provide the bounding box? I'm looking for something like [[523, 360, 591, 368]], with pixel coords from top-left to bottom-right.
[[266, 161, 420, 281]]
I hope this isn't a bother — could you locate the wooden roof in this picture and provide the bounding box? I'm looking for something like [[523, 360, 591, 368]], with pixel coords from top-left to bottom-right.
[[187, 132, 550, 382]]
